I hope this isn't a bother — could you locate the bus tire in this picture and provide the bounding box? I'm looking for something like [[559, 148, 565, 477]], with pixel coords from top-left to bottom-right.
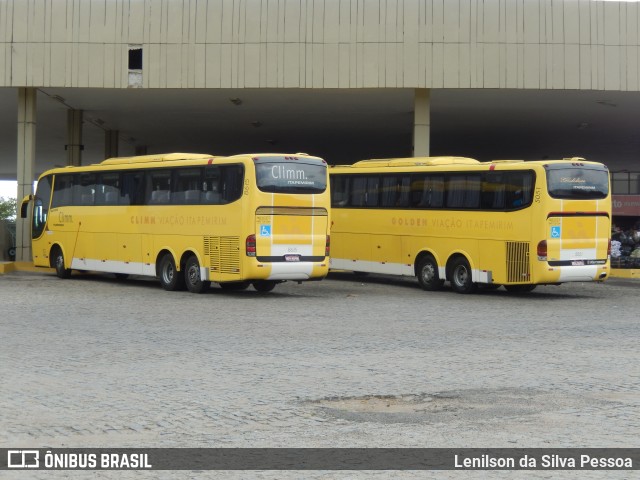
[[8, 247, 16, 260], [449, 257, 477, 294], [253, 280, 276, 292], [504, 284, 537, 293], [52, 247, 72, 279], [185, 254, 210, 293], [416, 255, 443, 291], [159, 254, 185, 291]]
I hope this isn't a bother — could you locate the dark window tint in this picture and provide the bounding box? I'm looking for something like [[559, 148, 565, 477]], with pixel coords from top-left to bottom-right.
[[51, 175, 74, 208], [75, 173, 97, 206], [330, 175, 350, 207], [121, 171, 145, 205], [32, 175, 52, 239], [203, 165, 244, 204], [547, 167, 609, 199], [446, 174, 481, 209], [173, 168, 202, 204], [331, 170, 535, 211], [147, 171, 172, 204], [411, 175, 444, 208], [255, 161, 327, 194], [97, 172, 121, 205], [380, 176, 410, 208]]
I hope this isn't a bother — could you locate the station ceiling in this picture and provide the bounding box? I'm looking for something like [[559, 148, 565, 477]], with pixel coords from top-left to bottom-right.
[[0, 87, 639, 180]]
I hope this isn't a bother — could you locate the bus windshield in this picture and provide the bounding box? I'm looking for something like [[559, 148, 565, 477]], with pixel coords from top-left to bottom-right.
[[255, 158, 327, 194], [546, 166, 609, 199]]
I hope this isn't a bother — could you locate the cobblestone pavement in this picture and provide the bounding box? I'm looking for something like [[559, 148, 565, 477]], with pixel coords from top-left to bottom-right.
[[0, 270, 638, 479]]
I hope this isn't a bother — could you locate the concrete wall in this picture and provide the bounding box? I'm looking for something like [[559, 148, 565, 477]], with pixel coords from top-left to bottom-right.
[[1, 0, 638, 91]]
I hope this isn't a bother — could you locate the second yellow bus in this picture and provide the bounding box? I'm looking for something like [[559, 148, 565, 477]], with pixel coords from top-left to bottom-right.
[[329, 156, 611, 293]]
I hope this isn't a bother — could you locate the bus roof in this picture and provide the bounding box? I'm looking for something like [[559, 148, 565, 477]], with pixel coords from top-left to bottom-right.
[[330, 156, 607, 171], [100, 152, 216, 165], [346, 157, 480, 168]]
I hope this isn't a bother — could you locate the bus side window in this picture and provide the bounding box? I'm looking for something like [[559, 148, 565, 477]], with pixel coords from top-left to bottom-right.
[[122, 172, 145, 205], [330, 175, 350, 207], [147, 170, 171, 204], [51, 174, 74, 208], [446, 174, 480, 209], [173, 168, 202, 205], [505, 171, 534, 208], [75, 173, 97, 206], [203, 167, 222, 204], [351, 177, 367, 207], [364, 176, 379, 207], [398, 176, 411, 207], [220, 165, 243, 203], [414, 175, 444, 208], [98, 172, 120, 205]]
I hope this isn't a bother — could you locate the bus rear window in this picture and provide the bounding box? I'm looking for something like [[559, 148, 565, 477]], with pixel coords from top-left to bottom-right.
[[256, 161, 327, 194], [547, 168, 609, 199]]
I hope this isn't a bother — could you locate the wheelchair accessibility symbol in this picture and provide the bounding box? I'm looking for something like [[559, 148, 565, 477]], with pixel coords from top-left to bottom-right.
[[550, 226, 561, 238], [260, 225, 271, 237]]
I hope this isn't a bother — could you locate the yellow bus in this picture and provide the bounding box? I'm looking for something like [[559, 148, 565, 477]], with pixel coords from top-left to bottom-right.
[[21, 152, 330, 293], [329, 156, 611, 293]]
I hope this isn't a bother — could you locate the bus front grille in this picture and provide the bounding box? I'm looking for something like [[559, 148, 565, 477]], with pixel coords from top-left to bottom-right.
[[506, 241, 531, 283], [204, 236, 241, 275]]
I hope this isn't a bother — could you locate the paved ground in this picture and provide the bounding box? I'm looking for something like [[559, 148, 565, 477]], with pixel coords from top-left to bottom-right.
[[0, 270, 638, 479]]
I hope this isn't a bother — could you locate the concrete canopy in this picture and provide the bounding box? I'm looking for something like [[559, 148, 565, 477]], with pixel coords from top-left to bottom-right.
[[0, 86, 639, 181]]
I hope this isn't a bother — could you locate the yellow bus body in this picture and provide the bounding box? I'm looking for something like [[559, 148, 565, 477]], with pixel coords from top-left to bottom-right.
[[329, 157, 611, 293], [25, 152, 330, 292]]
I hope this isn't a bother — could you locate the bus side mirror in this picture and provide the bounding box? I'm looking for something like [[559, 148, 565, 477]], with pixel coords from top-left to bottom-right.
[[20, 195, 33, 218]]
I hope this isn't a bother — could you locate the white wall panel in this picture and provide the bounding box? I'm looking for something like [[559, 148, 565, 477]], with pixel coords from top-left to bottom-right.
[[1, 0, 639, 91]]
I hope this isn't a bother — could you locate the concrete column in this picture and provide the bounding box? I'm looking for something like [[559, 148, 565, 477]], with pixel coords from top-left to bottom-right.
[[413, 88, 431, 157], [66, 109, 83, 166], [16, 88, 37, 262], [105, 130, 119, 159]]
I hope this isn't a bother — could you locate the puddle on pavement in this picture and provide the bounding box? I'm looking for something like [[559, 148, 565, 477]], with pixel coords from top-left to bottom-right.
[[308, 388, 615, 424]]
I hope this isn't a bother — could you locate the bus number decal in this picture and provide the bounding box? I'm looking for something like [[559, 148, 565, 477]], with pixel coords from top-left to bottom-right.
[[260, 225, 272, 237], [534, 188, 541, 203]]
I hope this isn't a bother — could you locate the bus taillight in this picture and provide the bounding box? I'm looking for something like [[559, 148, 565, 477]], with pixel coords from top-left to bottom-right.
[[537, 240, 548, 260], [325, 235, 330, 257], [246, 234, 256, 257]]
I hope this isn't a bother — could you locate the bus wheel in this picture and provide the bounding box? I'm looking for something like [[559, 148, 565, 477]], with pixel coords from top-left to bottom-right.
[[253, 280, 277, 292], [52, 247, 72, 279], [449, 257, 477, 294], [504, 284, 537, 293], [159, 254, 185, 291], [184, 255, 210, 293], [219, 281, 250, 291], [416, 255, 443, 291]]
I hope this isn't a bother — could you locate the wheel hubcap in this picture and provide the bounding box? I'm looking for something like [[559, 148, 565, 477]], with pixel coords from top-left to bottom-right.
[[164, 264, 174, 283], [188, 266, 199, 284], [422, 264, 435, 282], [455, 266, 468, 286]]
